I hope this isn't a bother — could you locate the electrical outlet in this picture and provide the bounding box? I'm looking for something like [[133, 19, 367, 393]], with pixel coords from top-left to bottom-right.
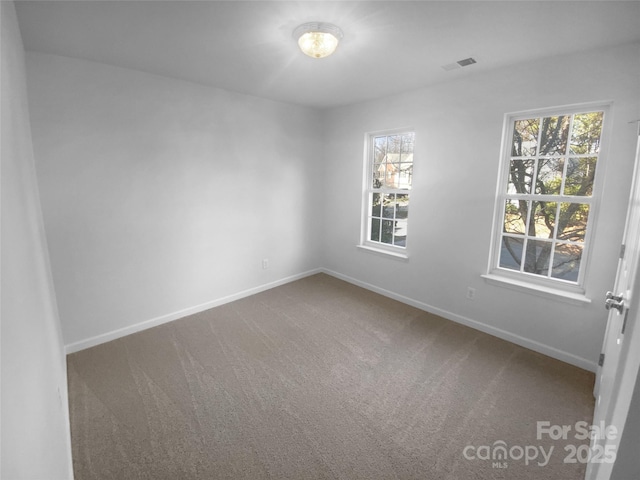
[[262, 258, 269, 270], [466, 287, 476, 300]]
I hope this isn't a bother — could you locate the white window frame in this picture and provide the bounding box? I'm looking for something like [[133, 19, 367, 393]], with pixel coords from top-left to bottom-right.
[[485, 102, 611, 299], [359, 128, 415, 259]]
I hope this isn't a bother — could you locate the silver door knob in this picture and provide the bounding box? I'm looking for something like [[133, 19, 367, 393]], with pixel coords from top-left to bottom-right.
[[605, 291, 624, 313]]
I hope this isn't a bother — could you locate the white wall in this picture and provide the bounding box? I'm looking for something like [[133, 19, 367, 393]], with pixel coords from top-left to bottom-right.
[[321, 42, 640, 370], [22, 32, 640, 371], [0, 2, 73, 479], [25, 52, 324, 349]]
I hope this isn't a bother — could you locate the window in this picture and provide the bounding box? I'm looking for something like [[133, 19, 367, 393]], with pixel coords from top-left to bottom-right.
[[488, 105, 608, 292], [362, 131, 414, 252]]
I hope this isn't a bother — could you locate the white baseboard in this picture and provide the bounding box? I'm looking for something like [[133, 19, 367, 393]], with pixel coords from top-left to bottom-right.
[[65, 268, 322, 354], [321, 268, 598, 373], [65, 266, 598, 372]]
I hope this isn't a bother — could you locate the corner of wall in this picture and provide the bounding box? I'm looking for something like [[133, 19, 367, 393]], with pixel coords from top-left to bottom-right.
[[1, 1, 74, 478]]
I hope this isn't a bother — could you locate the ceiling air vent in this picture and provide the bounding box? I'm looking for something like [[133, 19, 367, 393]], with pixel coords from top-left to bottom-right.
[[441, 57, 477, 71], [457, 57, 477, 67]]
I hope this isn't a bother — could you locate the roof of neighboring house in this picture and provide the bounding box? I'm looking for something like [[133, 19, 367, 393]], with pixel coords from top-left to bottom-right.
[[377, 154, 414, 172]]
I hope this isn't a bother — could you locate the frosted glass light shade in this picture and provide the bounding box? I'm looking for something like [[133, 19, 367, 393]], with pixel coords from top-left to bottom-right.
[[293, 22, 343, 59]]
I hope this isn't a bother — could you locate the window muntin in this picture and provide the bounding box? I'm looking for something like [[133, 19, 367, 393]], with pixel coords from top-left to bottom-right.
[[364, 131, 414, 249], [492, 108, 605, 286]]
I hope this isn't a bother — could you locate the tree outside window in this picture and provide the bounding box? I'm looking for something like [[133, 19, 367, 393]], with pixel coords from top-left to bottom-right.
[[497, 109, 605, 284]]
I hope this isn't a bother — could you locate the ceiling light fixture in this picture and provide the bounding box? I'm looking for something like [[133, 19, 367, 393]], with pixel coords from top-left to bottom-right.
[[293, 22, 343, 59]]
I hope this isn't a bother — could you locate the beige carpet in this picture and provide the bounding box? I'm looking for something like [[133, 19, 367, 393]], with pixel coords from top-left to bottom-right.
[[67, 273, 595, 479]]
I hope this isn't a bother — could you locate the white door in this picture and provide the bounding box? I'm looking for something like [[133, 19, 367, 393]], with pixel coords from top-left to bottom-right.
[[587, 127, 640, 479]]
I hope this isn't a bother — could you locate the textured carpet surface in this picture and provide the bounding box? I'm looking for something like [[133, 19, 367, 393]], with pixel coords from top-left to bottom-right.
[[68, 273, 595, 479]]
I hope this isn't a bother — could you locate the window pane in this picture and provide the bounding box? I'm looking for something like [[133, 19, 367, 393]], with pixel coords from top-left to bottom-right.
[[381, 220, 394, 244], [374, 136, 387, 158], [570, 112, 603, 155], [508, 159, 534, 194], [532, 201, 557, 239], [397, 163, 413, 189], [499, 236, 524, 271], [564, 157, 596, 196], [383, 156, 399, 188], [396, 194, 409, 219], [539, 116, 570, 156], [535, 158, 564, 195], [370, 218, 380, 242], [372, 136, 387, 188], [382, 194, 395, 218], [551, 243, 582, 282], [371, 193, 381, 217], [400, 133, 415, 189], [394, 219, 408, 246], [557, 203, 589, 242], [401, 133, 415, 153], [512, 118, 539, 156], [387, 135, 401, 154], [523, 239, 552, 276], [373, 171, 383, 189], [503, 200, 527, 235]]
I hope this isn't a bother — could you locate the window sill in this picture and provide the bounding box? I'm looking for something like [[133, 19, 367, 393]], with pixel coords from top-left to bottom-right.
[[481, 273, 592, 306], [357, 244, 409, 261]]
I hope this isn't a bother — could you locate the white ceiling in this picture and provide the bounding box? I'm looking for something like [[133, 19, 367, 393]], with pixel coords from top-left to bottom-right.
[[14, 1, 640, 109]]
